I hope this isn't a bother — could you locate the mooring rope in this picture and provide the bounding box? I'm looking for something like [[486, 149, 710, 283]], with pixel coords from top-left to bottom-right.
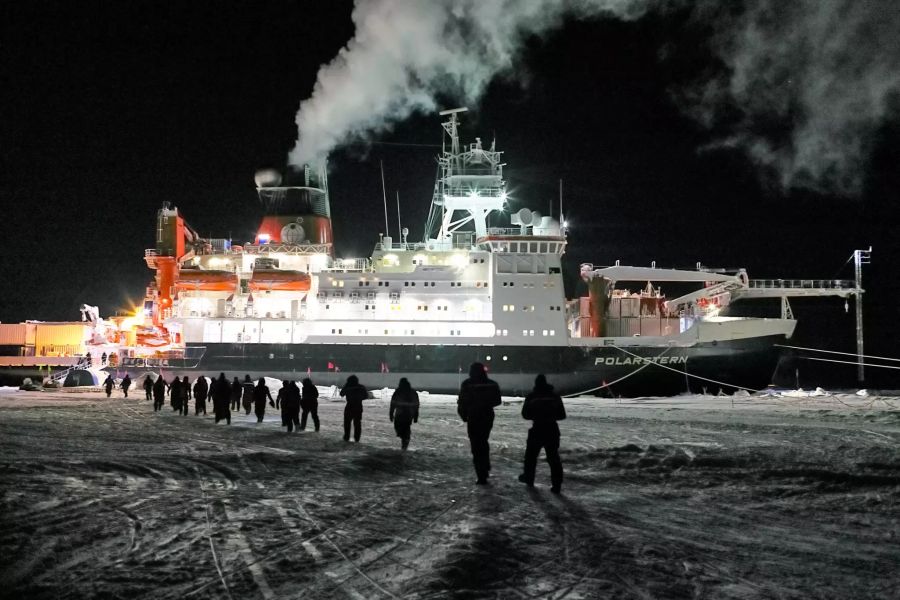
[[793, 356, 900, 371], [612, 345, 763, 393], [561, 346, 674, 398], [775, 344, 900, 363]]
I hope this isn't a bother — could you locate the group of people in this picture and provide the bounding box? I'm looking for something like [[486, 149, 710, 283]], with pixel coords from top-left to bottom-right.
[[103, 373, 130, 398], [120, 363, 567, 492], [140, 373, 321, 431]]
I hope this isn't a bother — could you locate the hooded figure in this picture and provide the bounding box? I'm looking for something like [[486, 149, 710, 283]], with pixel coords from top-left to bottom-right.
[[300, 378, 319, 432], [103, 374, 115, 398], [252, 377, 273, 423], [143, 375, 153, 401], [241, 375, 254, 414], [169, 377, 183, 412], [390, 378, 420, 450], [339, 375, 368, 442], [193, 376, 209, 415], [120, 374, 132, 398], [212, 373, 231, 424], [519, 374, 566, 494], [180, 376, 191, 415], [457, 362, 502, 485], [282, 381, 301, 433], [230, 377, 243, 413], [152, 374, 167, 412]]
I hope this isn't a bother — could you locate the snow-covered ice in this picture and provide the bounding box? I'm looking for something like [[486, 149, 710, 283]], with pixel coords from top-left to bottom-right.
[[0, 388, 898, 598]]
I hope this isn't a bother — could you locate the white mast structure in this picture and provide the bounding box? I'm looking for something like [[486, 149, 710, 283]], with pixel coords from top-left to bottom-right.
[[425, 108, 507, 247]]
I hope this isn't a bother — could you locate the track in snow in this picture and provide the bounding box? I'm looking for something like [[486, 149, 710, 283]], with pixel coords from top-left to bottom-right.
[[1, 391, 899, 599]]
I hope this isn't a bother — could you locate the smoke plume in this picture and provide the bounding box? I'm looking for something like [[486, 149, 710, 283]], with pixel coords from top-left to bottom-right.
[[290, 0, 900, 195], [685, 0, 900, 194], [288, 0, 651, 167]]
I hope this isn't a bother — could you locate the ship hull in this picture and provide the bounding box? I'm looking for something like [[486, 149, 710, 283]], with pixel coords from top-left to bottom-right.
[[113, 335, 786, 397]]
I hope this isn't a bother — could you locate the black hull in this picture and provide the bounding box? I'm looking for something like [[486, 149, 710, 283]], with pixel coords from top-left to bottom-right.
[[112, 336, 786, 397]]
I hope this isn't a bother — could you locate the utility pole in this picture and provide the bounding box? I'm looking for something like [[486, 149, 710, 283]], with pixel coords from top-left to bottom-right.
[[853, 247, 872, 384]]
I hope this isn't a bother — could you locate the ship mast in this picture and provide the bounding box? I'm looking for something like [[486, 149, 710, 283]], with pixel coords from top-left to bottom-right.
[[424, 107, 507, 247]]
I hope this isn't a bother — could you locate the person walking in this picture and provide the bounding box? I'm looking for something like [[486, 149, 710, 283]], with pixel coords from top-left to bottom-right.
[[518, 374, 566, 494], [390, 378, 420, 450], [193, 376, 208, 415], [121, 374, 132, 398], [180, 376, 191, 415], [457, 362, 502, 485], [103, 374, 115, 398], [283, 381, 301, 433], [276, 385, 285, 415], [340, 375, 368, 442], [152, 374, 167, 412], [229, 377, 242, 414], [278, 380, 290, 427], [241, 375, 254, 414], [101, 351, 107, 366], [169, 377, 183, 413], [143, 375, 153, 401], [300, 378, 319, 431], [212, 373, 231, 425], [252, 377, 273, 423]]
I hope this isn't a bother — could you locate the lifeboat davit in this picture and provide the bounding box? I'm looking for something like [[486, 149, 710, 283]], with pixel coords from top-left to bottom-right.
[[175, 270, 238, 292], [249, 269, 311, 292]]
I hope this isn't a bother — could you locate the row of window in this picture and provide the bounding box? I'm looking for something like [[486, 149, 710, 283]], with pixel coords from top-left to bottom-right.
[[322, 302, 559, 312], [495, 242, 563, 254], [328, 328, 464, 336], [495, 329, 556, 337], [325, 280, 489, 290], [500, 281, 556, 288]]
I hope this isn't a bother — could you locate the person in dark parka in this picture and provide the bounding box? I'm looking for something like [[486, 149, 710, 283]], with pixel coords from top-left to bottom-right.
[[278, 380, 290, 427], [390, 378, 420, 450], [457, 362, 502, 484], [300, 378, 319, 431], [143, 375, 153, 401], [104, 374, 115, 398], [152, 374, 167, 412], [180, 376, 191, 415], [169, 377, 183, 412], [340, 375, 368, 442], [252, 378, 273, 423], [519, 374, 566, 494], [212, 373, 231, 424], [241, 375, 254, 414], [276, 385, 285, 414], [283, 381, 301, 433], [193, 376, 208, 415], [121, 374, 132, 398], [230, 377, 242, 413]]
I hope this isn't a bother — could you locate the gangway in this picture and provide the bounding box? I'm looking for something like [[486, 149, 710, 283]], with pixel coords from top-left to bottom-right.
[[735, 279, 860, 299], [732, 248, 871, 384]]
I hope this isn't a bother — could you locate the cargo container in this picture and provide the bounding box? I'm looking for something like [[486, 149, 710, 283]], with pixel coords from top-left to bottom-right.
[[0, 323, 28, 346], [33, 323, 90, 357]]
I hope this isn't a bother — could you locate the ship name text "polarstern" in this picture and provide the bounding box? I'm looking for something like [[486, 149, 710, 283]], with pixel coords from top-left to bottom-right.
[[594, 356, 689, 366]]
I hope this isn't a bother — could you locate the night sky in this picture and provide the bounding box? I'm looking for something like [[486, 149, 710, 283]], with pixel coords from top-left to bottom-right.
[[2, 2, 897, 386]]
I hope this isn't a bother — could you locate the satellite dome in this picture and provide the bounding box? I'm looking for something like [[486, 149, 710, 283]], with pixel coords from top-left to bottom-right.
[[281, 222, 305, 244], [254, 168, 282, 188]]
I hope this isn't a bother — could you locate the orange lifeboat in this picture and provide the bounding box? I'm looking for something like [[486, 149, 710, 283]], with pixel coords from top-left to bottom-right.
[[249, 270, 311, 292], [175, 270, 237, 292]]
